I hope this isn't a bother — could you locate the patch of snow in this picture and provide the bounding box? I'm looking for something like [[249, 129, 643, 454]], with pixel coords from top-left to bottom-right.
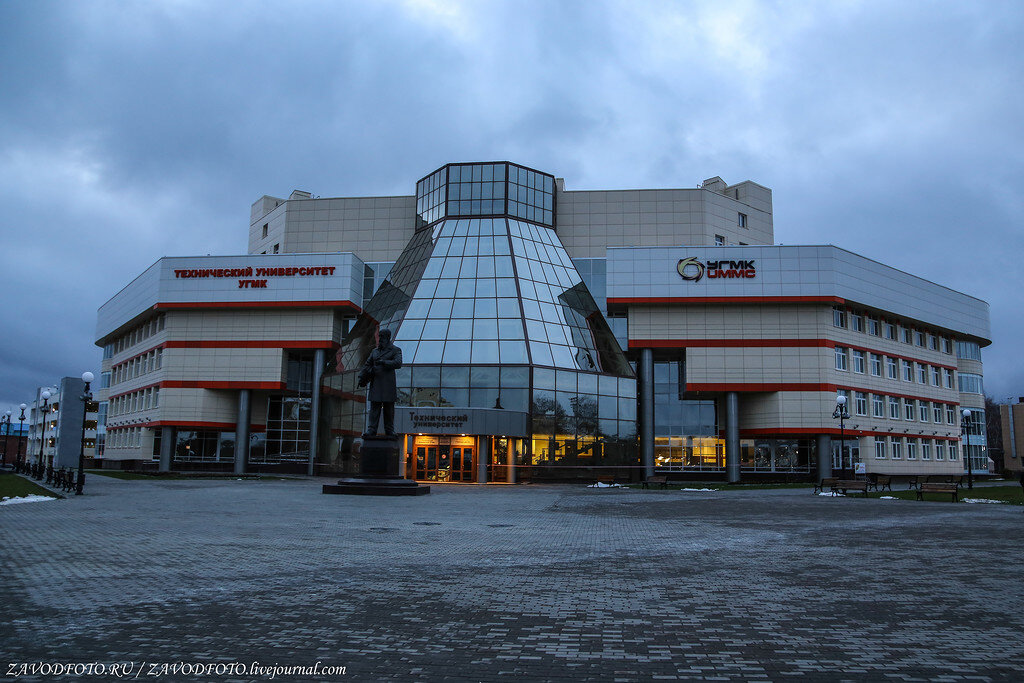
[[587, 482, 623, 488], [880, 496, 899, 500], [963, 498, 1006, 504], [0, 494, 57, 506], [818, 491, 844, 496], [678, 488, 716, 492]]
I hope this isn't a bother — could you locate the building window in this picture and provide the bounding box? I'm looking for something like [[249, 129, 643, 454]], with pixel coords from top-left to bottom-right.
[[943, 368, 954, 389], [262, 223, 268, 238], [907, 439, 918, 460], [956, 341, 982, 361], [852, 350, 865, 374], [851, 313, 864, 332], [935, 442, 945, 460], [738, 212, 747, 228], [946, 405, 956, 425], [273, 243, 280, 254], [958, 373, 984, 394], [855, 392, 867, 416], [949, 441, 959, 460], [931, 366, 940, 386], [868, 317, 880, 336], [901, 327, 912, 344], [884, 323, 896, 340], [891, 438, 903, 459], [904, 399, 916, 421], [714, 234, 726, 245], [872, 394, 885, 418], [833, 307, 847, 328], [875, 439, 887, 459], [915, 331, 925, 347], [886, 356, 898, 380], [889, 396, 901, 420], [917, 363, 927, 384], [922, 440, 932, 460], [870, 353, 882, 376], [919, 401, 930, 422], [835, 346, 848, 371], [942, 337, 952, 354], [902, 359, 913, 382], [928, 335, 938, 351]]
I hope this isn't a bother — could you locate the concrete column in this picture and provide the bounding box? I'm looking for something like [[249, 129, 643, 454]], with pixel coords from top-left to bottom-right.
[[725, 392, 740, 483], [639, 348, 655, 479], [235, 389, 251, 475], [507, 444, 516, 484], [159, 426, 174, 472], [307, 349, 325, 476], [403, 435, 413, 478], [816, 434, 832, 482], [477, 437, 489, 484]]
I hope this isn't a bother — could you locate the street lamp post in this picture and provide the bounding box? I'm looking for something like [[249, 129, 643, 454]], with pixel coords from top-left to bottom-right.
[[961, 408, 974, 490], [76, 372, 94, 495], [833, 394, 851, 479], [16, 404, 26, 470], [36, 390, 51, 480], [1, 410, 11, 468]]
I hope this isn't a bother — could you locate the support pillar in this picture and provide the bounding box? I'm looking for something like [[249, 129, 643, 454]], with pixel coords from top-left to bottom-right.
[[816, 434, 832, 482], [403, 435, 413, 478], [307, 349, 325, 476], [725, 392, 740, 484], [159, 426, 174, 472], [639, 348, 655, 479], [477, 436, 489, 484], [235, 389, 251, 475], [507, 443, 516, 484]]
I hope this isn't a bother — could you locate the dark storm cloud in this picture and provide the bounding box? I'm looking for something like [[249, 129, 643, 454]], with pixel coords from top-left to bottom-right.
[[1, 0, 1022, 409]]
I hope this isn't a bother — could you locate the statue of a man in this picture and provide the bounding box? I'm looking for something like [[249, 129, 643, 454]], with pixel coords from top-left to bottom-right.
[[357, 328, 403, 436]]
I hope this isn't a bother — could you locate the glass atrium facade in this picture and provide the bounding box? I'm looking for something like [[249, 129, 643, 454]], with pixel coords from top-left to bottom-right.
[[321, 162, 636, 481]]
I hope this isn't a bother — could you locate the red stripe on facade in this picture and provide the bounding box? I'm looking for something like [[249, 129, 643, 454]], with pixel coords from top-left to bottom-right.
[[153, 300, 360, 311], [163, 340, 340, 350], [629, 338, 959, 370], [608, 296, 845, 305], [631, 339, 828, 349], [161, 381, 287, 390]]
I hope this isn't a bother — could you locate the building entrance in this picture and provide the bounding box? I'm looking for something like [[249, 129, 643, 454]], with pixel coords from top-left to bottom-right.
[[409, 435, 476, 482]]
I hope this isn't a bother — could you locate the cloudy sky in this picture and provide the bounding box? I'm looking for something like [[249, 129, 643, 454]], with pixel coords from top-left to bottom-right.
[[1, 0, 1022, 413]]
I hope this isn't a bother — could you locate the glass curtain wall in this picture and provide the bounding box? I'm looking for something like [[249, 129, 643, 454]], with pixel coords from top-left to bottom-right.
[[321, 162, 637, 478]]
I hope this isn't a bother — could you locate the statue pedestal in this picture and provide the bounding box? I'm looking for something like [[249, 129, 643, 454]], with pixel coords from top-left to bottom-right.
[[322, 436, 429, 496]]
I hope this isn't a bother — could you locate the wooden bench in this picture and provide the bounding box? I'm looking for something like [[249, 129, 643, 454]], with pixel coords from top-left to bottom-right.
[[907, 475, 920, 490], [832, 479, 868, 497], [814, 477, 838, 495], [917, 480, 960, 502], [867, 474, 892, 492], [642, 475, 668, 489]]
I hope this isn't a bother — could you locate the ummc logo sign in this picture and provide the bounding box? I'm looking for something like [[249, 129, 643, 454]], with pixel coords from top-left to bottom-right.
[[677, 257, 756, 281]]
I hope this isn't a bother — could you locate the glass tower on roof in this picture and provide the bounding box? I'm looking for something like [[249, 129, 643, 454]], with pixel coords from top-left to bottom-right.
[[321, 162, 636, 480]]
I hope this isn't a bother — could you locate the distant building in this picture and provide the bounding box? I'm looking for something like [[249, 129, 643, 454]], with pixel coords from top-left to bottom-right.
[[94, 162, 991, 482], [26, 379, 98, 470], [998, 400, 1024, 474]]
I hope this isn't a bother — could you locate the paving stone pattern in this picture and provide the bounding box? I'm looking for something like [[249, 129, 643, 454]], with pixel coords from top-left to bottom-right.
[[1, 475, 1022, 682]]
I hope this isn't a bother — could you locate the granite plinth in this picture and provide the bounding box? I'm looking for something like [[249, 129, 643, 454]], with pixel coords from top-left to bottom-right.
[[322, 435, 429, 496]]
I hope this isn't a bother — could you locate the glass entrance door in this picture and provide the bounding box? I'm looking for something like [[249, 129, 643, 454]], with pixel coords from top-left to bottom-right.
[[409, 435, 477, 482]]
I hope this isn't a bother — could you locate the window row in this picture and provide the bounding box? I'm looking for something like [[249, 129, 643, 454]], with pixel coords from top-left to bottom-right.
[[108, 426, 143, 450], [834, 346, 955, 388], [839, 389, 959, 424], [105, 314, 166, 358], [832, 307, 952, 353], [112, 348, 163, 386], [873, 437, 958, 460], [110, 387, 160, 417]]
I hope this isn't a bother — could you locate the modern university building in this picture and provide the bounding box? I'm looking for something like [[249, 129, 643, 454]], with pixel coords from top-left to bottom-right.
[[94, 162, 992, 483]]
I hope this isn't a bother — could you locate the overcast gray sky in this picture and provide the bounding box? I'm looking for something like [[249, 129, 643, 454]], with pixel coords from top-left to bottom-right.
[[1, 0, 1022, 412]]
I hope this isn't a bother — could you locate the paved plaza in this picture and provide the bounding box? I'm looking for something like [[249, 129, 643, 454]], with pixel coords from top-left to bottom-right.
[[1, 474, 1022, 682]]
